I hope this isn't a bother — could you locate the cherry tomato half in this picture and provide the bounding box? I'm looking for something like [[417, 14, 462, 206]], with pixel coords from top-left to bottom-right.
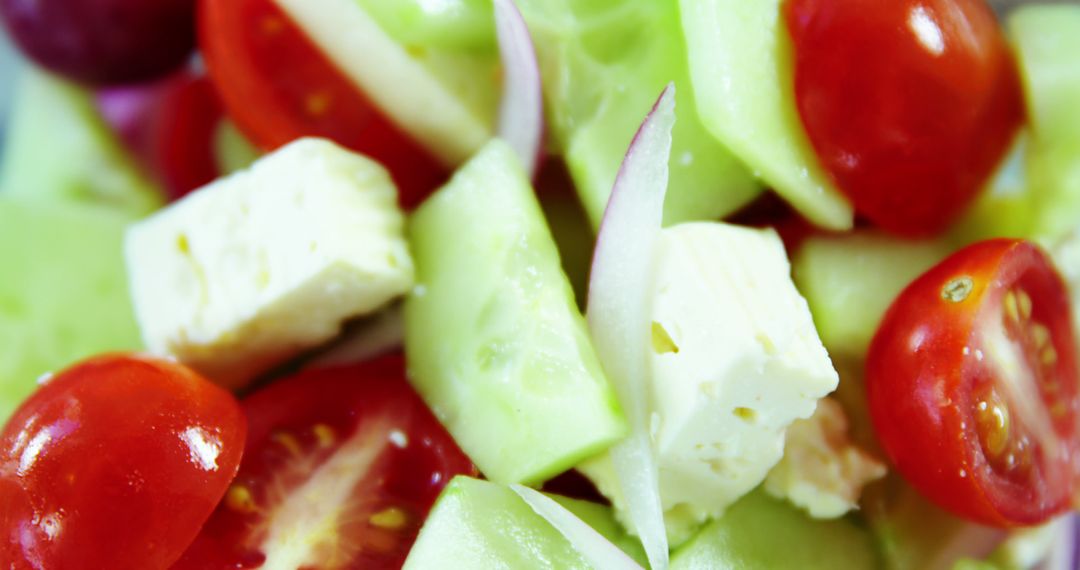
[[197, 0, 447, 208], [174, 355, 476, 569], [868, 239, 1080, 526], [785, 0, 1025, 237], [0, 354, 246, 569]]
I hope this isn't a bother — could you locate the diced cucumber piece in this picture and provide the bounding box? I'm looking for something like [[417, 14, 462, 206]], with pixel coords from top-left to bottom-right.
[[517, 0, 761, 228], [212, 119, 261, 176], [0, 69, 162, 216], [404, 141, 625, 484], [0, 198, 143, 422], [793, 232, 952, 360], [679, 0, 853, 231], [947, 133, 1036, 245], [670, 490, 879, 569], [1008, 5, 1080, 242], [353, 0, 495, 51], [404, 476, 644, 569], [865, 476, 1005, 570]]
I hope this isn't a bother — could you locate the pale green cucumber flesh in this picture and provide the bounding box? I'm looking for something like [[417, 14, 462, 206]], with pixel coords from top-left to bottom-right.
[[404, 141, 625, 485], [1008, 5, 1080, 242], [404, 476, 644, 569], [0, 69, 162, 216], [670, 490, 879, 570], [678, 0, 853, 230], [0, 198, 143, 423], [518, 0, 761, 228], [792, 232, 952, 360]]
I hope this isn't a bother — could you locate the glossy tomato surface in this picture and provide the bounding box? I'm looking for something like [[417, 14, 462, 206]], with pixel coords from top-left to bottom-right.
[[175, 355, 475, 569], [197, 0, 447, 208], [785, 0, 1025, 237], [0, 354, 246, 569], [868, 239, 1080, 527]]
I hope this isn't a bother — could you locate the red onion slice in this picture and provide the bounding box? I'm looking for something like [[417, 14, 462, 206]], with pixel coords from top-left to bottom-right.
[[494, 0, 544, 178], [585, 83, 676, 570]]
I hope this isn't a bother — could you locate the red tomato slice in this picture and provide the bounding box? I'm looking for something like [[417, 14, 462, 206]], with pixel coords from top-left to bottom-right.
[[0, 354, 246, 569], [147, 73, 225, 201], [98, 70, 224, 201], [784, 0, 1025, 237], [197, 0, 447, 208], [174, 355, 476, 569], [868, 239, 1080, 526]]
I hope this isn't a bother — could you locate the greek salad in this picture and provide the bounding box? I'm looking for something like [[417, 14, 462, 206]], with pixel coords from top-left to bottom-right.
[[1, 0, 1079, 568]]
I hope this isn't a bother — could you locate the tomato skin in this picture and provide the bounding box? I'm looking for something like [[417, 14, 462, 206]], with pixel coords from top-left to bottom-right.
[[785, 0, 1025, 237], [0, 354, 246, 569], [197, 0, 448, 208], [867, 239, 1080, 527], [175, 355, 475, 569]]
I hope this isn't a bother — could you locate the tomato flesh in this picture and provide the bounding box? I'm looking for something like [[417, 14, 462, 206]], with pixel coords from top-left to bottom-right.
[[0, 354, 246, 568], [197, 0, 447, 208], [174, 355, 475, 569], [867, 239, 1080, 526], [784, 0, 1025, 237]]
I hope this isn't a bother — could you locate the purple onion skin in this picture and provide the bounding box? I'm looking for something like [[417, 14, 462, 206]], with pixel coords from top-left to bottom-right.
[[0, 0, 195, 86]]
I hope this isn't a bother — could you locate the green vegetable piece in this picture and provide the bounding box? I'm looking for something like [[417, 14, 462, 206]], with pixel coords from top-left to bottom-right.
[[0, 198, 143, 422], [793, 232, 952, 360], [404, 141, 625, 484], [1008, 5, 1080, 242], [866, 476, 1005, 570], [518, 0, 761, 228], [670, 490, 879, 570], [679, 0, 853, 231], [404, 476, 644, 569], [0, 69, 162, 216]]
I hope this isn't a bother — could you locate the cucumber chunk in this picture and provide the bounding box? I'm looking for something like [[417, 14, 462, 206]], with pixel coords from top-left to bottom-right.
[[793, 232, 952, 360], [679, 0, 853, 231], [0, 69, 162, 216], [404, 476, 645, 569], [517, 0, 760, 228], [670, 490, 879, 569], [1007, 5, 1080, 242], [404, 141, 625, 485], [0, 198, 143, 422], [352, 0, 495, 51]]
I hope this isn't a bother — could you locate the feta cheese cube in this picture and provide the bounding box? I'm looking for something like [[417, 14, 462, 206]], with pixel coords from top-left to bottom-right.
[[647, 222, 839, 522], [581, 221, 839, 532], [125, 138, 413, 388]]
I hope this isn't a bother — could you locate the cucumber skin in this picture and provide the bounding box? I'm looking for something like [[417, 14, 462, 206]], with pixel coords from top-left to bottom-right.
[[404, 141, 626, 485]]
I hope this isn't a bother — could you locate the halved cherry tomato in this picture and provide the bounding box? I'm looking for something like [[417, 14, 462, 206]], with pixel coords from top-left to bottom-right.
[[784, 0, 1025, 237], [197, 0, 447, 208], [0, 354, 246, 568], [174, 355, 475, 569], [868, 239, 1080, 526]]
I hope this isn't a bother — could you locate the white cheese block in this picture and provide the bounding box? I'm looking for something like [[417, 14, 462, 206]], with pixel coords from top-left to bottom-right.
[[581, 222, 839, 533], [764, 398, 886, 519], [647, 221, 839, 523], [125, 138, 413, 388]]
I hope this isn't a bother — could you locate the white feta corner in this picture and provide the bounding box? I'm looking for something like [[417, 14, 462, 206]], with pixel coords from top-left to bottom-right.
[[764, 397, 886, 519], [581, 221, 839, 532], [125, 138, 413, 388]]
